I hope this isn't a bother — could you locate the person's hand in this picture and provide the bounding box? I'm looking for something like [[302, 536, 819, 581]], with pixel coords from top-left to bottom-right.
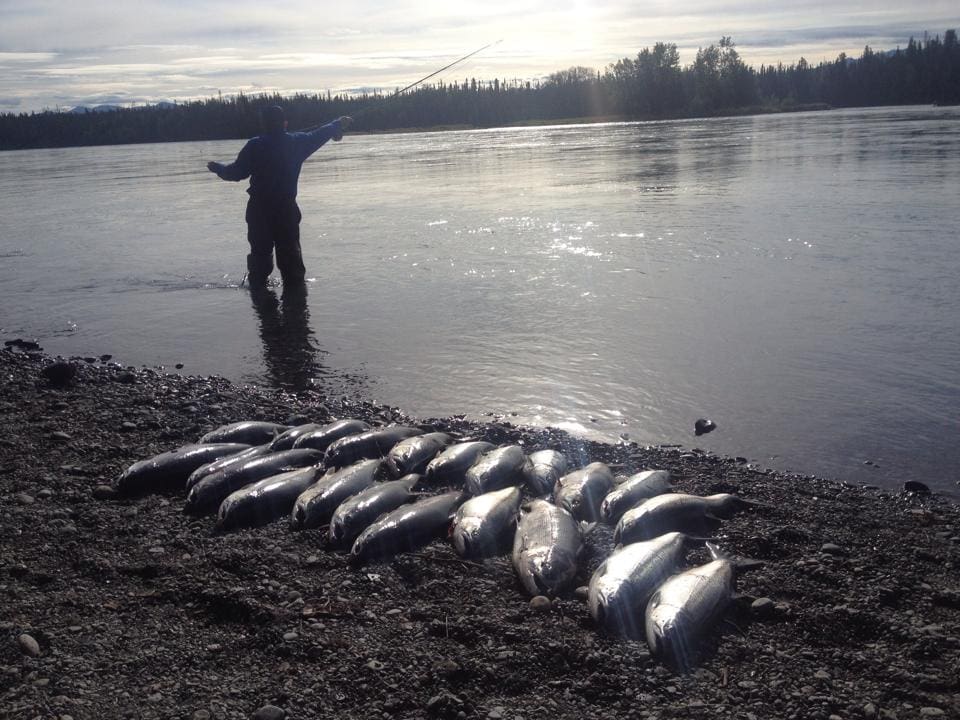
[[207, 161, 222, 174], [332, 116, 352, 141]]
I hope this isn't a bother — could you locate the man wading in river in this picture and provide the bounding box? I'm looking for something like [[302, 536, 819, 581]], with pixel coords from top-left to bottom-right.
[[207, 106, 352, 288]]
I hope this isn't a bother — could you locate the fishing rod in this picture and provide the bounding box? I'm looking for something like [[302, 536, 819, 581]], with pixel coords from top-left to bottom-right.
[[300, 39, 502, 131]]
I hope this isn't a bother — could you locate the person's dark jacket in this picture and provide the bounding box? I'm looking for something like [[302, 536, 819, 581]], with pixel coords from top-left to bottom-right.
[[212, 119, 344, 200]]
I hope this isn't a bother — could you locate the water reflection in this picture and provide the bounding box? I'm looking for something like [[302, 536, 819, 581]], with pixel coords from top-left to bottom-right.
[[249, 282, 325, 390]]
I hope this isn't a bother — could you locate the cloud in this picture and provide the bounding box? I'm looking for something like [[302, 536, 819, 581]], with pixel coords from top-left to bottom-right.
[[0, 0, 957, 112]]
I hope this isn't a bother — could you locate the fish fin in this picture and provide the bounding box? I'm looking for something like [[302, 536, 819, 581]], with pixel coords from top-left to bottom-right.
[[706, 541, 765, 573], [733, 557, 765, 574]]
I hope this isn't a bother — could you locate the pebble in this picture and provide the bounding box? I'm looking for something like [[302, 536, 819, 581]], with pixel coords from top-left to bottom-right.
[[17, 633, 41, 657], [919, 709, 945, 717], [192, 712, 211, 720], [820, 543, 845, 556], [115, 371, 136, 384], [14, 493, 35, 505], [51, 431, 72, 442], [573, 586, 589, 602], [92, 485, 115, 500], [814, 669, 831, 681], [530, 596, 552, 613], [282, 632, 298, 641], [864, 704, 877, 718], [488, 707, 505, 719], [751, 597, 775, 617], [251, 706, 285, 720]]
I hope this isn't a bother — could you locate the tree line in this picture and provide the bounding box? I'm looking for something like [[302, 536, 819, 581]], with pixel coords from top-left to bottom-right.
[[1, 30, 957, 150]]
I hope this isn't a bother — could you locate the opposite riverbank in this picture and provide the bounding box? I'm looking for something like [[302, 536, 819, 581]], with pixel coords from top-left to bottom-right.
[[1, 347, 958, 720]]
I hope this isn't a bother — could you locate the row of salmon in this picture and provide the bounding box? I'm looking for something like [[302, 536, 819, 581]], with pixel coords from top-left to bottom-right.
[[114, 419, 762, 668]]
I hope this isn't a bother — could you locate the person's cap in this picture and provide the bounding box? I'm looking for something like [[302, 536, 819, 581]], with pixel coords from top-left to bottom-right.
[[262, 105, 285, 124]]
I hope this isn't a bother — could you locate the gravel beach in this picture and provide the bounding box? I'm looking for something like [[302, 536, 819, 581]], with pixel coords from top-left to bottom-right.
[[1, 347, 958, 720]]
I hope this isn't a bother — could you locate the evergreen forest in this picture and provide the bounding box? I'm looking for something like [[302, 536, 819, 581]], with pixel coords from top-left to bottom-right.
[[1, 31, 958, 150]]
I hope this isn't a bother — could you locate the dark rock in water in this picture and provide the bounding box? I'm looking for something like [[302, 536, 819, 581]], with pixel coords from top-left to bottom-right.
[[99, 354, 112, 362], [5, 338, 42, 351], [175, 363, 184, 369], [41, 360, 77, 386], [903, 480, 931, 495], [694, 418, 717, 436]]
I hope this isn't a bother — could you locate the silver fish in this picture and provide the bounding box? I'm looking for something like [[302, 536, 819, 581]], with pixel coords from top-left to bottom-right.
[[385, 432, 453, 478], [269, 423, 325, 451], [328, 475, 421, 546], [600, 470, 673, 524], [614, 493, 760, 545], [555, 462, 615, 522], [324, 426, 424, 469], [215, 465, 322, 532], [185, 444, 273, 491], [184, 448, 324, 515], [351, 491, 465, 564], [451, 486, 523, 559], [645, 543, 759, 670], [114, 443, 250, 496], [424, 441, 496, 484], [290, 419, 372, 452], [290, 459, 381, 530], [523, 449, 568, 497], [464, 445, 529, 496], [587, 532, 699, 638], [512, 499, 583, 597], [198, 421, 290, 445]]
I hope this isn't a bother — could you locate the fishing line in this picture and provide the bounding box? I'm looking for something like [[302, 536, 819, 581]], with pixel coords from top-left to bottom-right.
[[300, 40, 502, 130]]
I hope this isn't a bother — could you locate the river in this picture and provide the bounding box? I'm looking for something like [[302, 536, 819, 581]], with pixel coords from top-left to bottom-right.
[[2, 105, 958, 494]]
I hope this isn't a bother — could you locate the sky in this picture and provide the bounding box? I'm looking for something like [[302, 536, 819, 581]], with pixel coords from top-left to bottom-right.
[[1, 1, 957, 113]]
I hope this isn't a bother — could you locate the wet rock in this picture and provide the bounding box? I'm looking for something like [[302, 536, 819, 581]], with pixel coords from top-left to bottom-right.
[[820, 543, 845, 556], [903, 481, 931, 495], [41, 361, 77, 386], [115, 372, 136, 384], [751, 597, 776, 618], [530, 596, 552, 613], [694, 418, 717, 436], [251, 706, 285, 720], [92, 485, 115, 500], [17, 633, 41, 657]]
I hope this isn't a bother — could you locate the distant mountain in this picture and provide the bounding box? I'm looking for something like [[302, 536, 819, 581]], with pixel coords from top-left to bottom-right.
[[67, 100, 176, 114], [68, 104, 123, 114]]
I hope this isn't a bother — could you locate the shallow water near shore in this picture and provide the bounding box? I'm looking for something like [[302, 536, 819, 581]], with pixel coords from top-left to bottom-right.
[[1, 105, 959, 494]]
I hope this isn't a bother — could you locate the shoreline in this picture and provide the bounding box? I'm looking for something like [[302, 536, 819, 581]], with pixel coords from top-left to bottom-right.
[[1, 348, 958, 719]]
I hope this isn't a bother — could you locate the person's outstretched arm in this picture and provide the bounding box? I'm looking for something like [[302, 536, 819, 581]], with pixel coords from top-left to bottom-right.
[[300, 116, 353, 156], [207, 141, 254, 181]]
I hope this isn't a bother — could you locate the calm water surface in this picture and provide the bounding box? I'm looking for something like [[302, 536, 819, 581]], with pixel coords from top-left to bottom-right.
[[2, 106, 959, 493]]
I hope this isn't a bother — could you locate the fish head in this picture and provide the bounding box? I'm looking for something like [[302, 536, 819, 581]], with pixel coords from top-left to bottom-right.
[[289, 501, 307, 531], [525, 546, 577, 597], [451, 517, 482, 557], [645, 594, 696, 672]]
